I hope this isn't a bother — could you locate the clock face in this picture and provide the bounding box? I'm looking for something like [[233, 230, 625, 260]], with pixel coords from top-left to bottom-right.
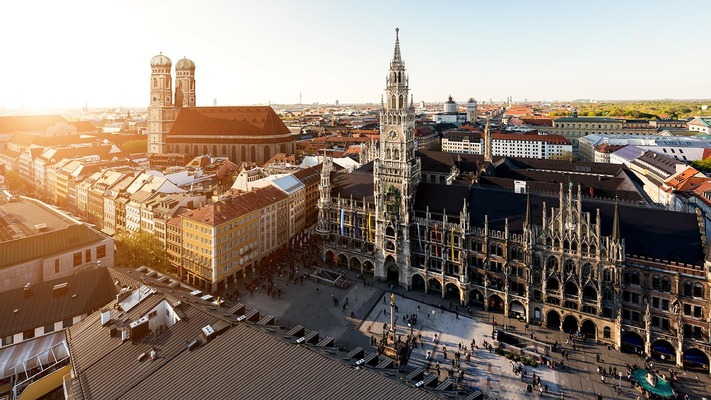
[[388, 130, 398, 140]]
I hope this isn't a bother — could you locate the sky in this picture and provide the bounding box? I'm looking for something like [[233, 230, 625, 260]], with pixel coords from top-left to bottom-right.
[[1, 0, 710, 110]]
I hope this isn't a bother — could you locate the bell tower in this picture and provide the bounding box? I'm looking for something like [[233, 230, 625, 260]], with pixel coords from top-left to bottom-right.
[[147, 52, 177, 154], [373, 28, 421, 285], [174, 57, 196, 108]]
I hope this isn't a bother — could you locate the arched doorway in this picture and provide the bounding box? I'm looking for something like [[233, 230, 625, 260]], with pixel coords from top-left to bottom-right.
[[444, 283, 460, 302], [428, 279, 442, 297], [411, 274, 425, 292], [580, 319, 597, 340], [546, 310, 561, 330], [385, 256, 398, 283], [621, 331, 645, 354], [651, 340, 676, 363], [363, 260, 374, 276], [563, 315, 578, 333], [469, 289, 484, 306], [325, 250, 335, 265], [489, 294, 504, 314], [349, 257, 361, 272], [509, 300, 526, 319], [337, 254, 348, 269], [683, 348, 710, 373]]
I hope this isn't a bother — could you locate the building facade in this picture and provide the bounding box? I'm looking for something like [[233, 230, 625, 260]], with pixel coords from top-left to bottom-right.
[[317, 30, 711, 372]]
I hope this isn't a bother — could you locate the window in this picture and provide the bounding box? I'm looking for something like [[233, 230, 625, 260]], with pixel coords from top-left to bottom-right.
[[63, 318, 73, 329], [603, 327, 611, 339], [97, 245, 106, 259], [44, 323, 55, 334], [85, 249, 91, 263], [693, 283, 704, 298], [684, 304, 692, 316], [73, 252, 82, 267], [694, 306, 703, 318], [54, 259, 60, 274], [23, 329, 35, 341], [2, 335, 13, 347]]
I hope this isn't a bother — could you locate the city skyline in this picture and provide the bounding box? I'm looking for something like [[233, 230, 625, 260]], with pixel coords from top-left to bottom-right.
[[2, 0, 710, 110]]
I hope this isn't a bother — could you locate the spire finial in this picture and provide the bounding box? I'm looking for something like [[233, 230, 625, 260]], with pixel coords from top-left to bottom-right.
[[393, 28, 402, 62], [524, 191, 531, 228]]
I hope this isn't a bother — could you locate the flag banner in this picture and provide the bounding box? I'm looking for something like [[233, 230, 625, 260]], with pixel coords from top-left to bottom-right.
[[368, 211, 372, 241], [340, 208, 345, 236], [354, 210, 359, 238], [434, 224, 439, 257], [417, 222, 423, 251], [450, 226, 455, 260]]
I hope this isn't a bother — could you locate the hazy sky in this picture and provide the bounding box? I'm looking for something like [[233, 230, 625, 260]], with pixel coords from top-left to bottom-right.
[[2, 0, 710, 109]]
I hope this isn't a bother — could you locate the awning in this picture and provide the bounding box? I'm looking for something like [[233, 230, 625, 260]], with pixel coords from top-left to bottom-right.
[[0, 332, 68, 379], [510, 302, 525, 314], [652, 342, 675, 356]]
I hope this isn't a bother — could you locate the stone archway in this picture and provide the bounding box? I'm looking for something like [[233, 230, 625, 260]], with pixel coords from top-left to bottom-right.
[[363, 260, 375, 276], [580, 319, 597, 340], [546, 309, 561, 330], [621, 331, 645, 354], [469, 289, 484, 305], [651, 340, 676, 363], [411, 274, 425, 292], [444, 283, 460, 302], [488, 294, 504, 314], [428, 278, 442, 296], [349, 257, 361, 272], [509, 300, 525, 319], [337, 254, 348, 268], [563, 315, 578, 333], [325, 250, 336, 265], [683, 348, 710, 373]]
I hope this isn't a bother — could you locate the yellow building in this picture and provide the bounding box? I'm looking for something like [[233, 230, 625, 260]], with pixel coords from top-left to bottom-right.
[[179, 186, 287, 292]]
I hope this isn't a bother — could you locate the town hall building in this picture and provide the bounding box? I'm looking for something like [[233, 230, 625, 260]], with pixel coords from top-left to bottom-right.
[[317, 29, 711, 372]]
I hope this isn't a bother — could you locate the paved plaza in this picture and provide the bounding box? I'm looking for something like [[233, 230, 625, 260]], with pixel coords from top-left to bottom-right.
[[219, 247, 711, 399]]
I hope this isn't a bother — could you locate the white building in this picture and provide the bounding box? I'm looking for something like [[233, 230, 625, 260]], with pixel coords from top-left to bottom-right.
[[579, 134, 711, 162], [442, 130, 572, 159]]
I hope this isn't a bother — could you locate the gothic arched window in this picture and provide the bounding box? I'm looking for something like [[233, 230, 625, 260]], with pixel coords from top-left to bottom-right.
[[152, 78, 157, 88]]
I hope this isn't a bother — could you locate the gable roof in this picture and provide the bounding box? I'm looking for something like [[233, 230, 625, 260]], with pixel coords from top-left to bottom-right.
[[168, 106, 291, 137], [0, 224, 109, 269], [0, 268, 117, 338]]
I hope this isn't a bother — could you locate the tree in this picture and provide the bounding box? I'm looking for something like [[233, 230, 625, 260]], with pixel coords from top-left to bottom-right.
[[549, 151, 576, 161], [691, 159, 711, 173], [3, 170, 33, 193], [114, 230, 172, 275], [120, 139, 147, 154]]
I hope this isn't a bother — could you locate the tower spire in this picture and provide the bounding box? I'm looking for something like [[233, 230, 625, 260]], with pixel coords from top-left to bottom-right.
[[484, 116, 492, 163], [393, 27, 401, 62], [524, 191, 532, 228], [612, 196, 620, 241]]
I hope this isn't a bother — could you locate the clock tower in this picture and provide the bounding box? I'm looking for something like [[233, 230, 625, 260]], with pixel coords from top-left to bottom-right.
[[373, 28, 421, 285]]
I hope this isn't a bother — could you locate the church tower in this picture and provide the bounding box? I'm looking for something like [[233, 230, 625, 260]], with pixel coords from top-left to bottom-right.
[[373, 28, 421, 285], [174, 57, 196, 108], [147, 53, 177, 154]]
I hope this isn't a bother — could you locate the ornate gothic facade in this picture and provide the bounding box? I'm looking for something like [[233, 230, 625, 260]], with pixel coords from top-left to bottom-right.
[[317, 30, 711, 373]]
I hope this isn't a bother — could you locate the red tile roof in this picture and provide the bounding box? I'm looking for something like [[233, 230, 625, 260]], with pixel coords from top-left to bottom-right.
[[168, 106, 291, 137], [182, 186, 287, 226]]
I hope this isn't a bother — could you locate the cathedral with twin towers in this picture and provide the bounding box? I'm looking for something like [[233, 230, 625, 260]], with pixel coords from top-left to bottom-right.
[[146, 53, 297, 163]]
